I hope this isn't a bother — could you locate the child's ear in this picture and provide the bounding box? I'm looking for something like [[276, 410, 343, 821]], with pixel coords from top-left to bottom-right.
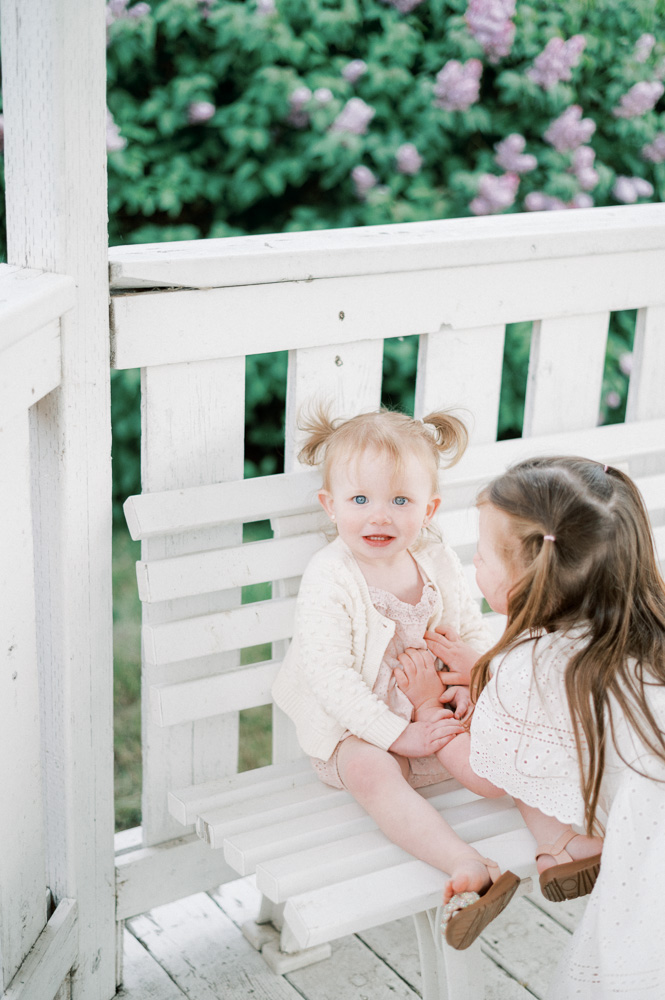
[[318, 490, 335, 520], [424, 495, 441, 524]]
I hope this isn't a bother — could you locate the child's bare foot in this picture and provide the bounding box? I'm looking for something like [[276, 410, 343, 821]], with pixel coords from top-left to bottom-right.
[[535, 832, 603, 875], [395, 647, 445, 720], [443, 853, 493, 904]]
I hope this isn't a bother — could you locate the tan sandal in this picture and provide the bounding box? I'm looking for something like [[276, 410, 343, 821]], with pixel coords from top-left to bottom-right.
[[537, 829, 601, 902], [441, 858, 520, 951]]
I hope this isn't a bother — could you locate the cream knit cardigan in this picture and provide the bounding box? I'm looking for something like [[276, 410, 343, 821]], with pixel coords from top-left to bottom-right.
[[272, 536, 493, 762]]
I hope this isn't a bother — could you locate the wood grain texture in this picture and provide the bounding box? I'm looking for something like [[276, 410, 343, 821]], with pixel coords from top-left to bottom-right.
[[2, 0, 115, 997]]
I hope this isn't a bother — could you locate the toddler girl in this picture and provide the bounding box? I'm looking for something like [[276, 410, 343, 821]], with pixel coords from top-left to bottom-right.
[[404, 456, 665, 996], [272, 407, 520, 950]]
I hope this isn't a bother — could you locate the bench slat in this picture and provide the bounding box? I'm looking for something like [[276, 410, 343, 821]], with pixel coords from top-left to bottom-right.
[[281, 827, 538, 950], [255, 795, 525, 902], [150, 659, 281, 726], [143, 597, 296, 665]]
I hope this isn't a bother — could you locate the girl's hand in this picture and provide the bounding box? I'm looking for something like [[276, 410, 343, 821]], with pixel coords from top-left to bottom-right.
[[389, 718, 464, 758], [424, 626, 480, 686], [394, 647, 445, 716], [440, 684, 472, 721]]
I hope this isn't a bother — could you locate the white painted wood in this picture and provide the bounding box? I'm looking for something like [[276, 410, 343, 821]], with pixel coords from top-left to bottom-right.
[[0, 412, 47, 988], [2, 0, 115, 996], [124, 468, 321, 540], [151, 659, 281, 726], [283, 338, 384, 469], [627, 305, 665, 422], [0, 321, 61, 425], [109, 204, 665, 290], [415, 325, 506, 445], [0, 265, 75, 352], [523, 313, 609, 437], [2, 900, 77, 1000], [143, 597, 296, 665], [139, 359, 245, 846], [111, 247, 665, 370], [280, 827, 537, 950], [127, 893, 302, 1000], [119, 930, 186, 1000], [137, 533, 325, 603], [115, 835, 238, 923], [167, 758, 315, 827]]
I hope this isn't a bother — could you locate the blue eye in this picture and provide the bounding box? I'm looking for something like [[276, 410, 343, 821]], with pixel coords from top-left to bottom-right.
[[352, 495, 368, 505], [393, 496, 408, 506]]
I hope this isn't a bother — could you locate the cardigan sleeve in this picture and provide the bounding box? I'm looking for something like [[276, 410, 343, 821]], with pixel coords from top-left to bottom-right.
[[294, 572, 409, 751]]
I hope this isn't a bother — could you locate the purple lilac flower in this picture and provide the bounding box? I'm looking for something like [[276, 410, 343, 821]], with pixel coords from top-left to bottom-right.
[[330, 97, 375, 135], [433, 59, 482, 112], [107, 0, 150, 26], [313, 88, 334, 105], [469, 172, 519, 215], [571, 146, 598, 190], [287, 86, 312, 128], [465, 0, 516, 63], [570, 193, 594, 209], [342, 60, 368, 84], [494, 134, 537, 173], [614, 81, 664, 118], [613, 175, 654, 203], [395, 143, 423, 175], [642, 134, 665, 163], [352, 165, 377, 198], [524, 192, 567, 211], [380, 0, 426, 12], [187, 101, 216, 124], [634, 33, 656, 63], [527, 35, 586, 90], [544, 105, 596, 152], [256, 0, 277, 14], [619, 352, 634, 376], [605, 391, 621, 409], [106, 108, 126, 152]]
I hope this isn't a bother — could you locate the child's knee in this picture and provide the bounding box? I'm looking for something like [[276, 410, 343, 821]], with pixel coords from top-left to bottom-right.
[[338, 741, 400, 796]]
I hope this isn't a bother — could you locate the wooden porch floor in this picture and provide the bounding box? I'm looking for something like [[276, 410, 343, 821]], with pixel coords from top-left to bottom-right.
[[117, 876, 586, 1000]]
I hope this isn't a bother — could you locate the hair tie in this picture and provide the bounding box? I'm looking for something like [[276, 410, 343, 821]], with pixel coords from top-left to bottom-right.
[[543, 534, 556, 542], [603, 464, 609, 473]]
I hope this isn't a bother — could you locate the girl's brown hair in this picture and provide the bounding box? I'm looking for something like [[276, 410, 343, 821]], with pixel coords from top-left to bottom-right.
[[471, 456, 665, 835], [298, 405, 468, 495]]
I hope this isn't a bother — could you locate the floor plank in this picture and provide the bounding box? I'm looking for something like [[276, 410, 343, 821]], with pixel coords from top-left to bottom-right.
[[287, 933, 418, 1000], [117, 930, 187, 999], [128, 892, 301, 1000]]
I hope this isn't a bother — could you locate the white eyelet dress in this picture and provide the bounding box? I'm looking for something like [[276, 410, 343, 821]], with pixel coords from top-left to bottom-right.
[[311, 581, 451, 790], [469, 628, 665, 999]]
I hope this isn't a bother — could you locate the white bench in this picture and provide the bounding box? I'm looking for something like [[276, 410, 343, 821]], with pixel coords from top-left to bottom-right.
[[123, 416, 665, 998]]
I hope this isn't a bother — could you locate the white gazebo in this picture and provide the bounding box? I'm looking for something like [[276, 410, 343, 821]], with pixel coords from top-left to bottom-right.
[[2, 3, 665, 999]]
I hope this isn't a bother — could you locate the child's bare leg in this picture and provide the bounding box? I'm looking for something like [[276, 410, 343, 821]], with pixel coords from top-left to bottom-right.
[[336, 735, 495, 902], [514, 799, 603, 873], [437, 732, 506, 799]]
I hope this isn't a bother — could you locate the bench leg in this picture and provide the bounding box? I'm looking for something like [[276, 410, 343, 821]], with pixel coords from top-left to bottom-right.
[[413, 908, 484, 1000], [242, 893, 332, 975]]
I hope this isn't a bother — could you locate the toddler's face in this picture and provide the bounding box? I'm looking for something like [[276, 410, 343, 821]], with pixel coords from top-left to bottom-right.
[[318, 447, 440, 568], [473, 504, 517, 616]]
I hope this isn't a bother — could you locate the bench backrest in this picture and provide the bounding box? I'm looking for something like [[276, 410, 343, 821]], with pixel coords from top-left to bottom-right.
[[113, 205, 665, 858]]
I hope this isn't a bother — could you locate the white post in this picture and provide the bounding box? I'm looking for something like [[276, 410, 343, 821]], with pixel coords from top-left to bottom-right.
[[1, 1, 116, 998]]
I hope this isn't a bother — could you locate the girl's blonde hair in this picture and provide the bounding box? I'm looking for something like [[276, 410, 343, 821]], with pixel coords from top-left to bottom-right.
[[297, 405, 468, 494], [471, 456, 665, 835]]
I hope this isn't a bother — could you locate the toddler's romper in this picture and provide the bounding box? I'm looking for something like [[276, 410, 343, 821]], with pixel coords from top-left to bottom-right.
[[312, 580, 451, 790]]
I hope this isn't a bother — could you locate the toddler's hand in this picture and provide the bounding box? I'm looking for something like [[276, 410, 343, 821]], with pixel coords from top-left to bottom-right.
[[424, 626, 480, 686], [389, 718, 464, 758], [394, 647, 445, 716], [440, 683, 472, 721]]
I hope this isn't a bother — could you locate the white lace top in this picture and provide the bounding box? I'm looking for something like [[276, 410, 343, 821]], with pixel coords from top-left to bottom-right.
[[470, 628, 665, 998]]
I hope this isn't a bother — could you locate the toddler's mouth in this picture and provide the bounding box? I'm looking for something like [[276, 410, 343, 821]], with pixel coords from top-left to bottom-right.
[[363, 534, 395, 545]]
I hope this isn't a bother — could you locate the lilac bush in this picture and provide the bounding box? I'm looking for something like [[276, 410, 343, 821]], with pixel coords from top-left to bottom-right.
[[433, 59, 482, 112], [527, 35, 586, 90], [466, 0, 516, 63]]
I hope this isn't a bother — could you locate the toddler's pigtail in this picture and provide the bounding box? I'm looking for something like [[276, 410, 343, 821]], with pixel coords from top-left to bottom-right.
[[297, 403, 338, 467], [422, 411, 469, 468]]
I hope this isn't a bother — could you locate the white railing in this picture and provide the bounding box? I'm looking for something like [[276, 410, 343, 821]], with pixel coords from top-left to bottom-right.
[[0, 265, 78, 998], [110, 203, 665, 921]]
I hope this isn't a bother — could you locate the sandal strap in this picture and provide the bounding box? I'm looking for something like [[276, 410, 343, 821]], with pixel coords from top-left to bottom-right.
[[535, 828, 577, 863]]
